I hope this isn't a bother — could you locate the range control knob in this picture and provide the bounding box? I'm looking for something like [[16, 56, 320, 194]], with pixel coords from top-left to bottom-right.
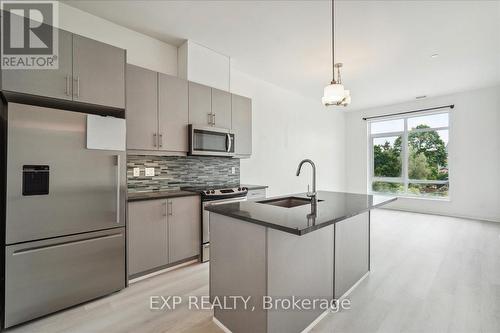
[[211, 190, 215, 194], [205, 191, 210, 195], [242, 187, 248, 191], [238, 187, 242, 191]]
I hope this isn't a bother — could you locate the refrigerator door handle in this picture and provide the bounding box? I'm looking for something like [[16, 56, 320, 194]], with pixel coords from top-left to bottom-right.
[[116, 155, 121, 223], [12, 233, 123, 255]]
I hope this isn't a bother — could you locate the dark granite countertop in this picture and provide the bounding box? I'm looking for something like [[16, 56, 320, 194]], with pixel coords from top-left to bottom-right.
[[128, 190, 199, 202], [205, 191, 396, 235], [241, 184, 268, 190]]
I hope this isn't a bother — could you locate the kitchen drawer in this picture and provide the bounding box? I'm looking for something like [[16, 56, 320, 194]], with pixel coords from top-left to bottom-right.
[[5, 228, 126, 328], [247, 188, 267, 200]]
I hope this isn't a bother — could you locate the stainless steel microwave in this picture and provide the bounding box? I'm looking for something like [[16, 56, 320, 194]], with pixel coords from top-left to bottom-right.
[[188, 125, 235, 157]]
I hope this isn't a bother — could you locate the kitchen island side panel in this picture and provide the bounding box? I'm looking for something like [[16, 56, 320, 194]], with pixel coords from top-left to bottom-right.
[[334, 211, 370, 298], [210, 213, 267, 333], [267, 225, 334, 333]]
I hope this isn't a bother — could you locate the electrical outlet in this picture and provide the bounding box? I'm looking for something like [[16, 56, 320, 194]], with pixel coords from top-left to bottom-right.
[[145, 168, 155, 177], [231, 167, 236, 174], [133, 168, 140, 177]]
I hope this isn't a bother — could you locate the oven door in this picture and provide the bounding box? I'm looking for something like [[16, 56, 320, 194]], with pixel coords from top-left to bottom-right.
[[202, 196, 246, 262], [189, 125, 235, 157]]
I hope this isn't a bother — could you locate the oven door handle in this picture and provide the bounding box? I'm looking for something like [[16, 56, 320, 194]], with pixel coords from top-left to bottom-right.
[[226, 133, 232, 152]]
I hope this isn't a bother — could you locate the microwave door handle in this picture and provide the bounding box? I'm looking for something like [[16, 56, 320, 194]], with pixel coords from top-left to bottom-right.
[[226, 133, 232, 152]]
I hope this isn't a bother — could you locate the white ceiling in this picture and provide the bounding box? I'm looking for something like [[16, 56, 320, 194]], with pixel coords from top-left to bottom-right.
[[64, 0, 500, 110]]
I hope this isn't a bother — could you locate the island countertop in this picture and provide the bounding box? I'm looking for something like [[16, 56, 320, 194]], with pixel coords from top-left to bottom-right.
[[205, 191, 396, 235]]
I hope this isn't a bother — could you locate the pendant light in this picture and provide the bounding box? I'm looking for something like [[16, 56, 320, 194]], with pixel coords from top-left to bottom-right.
[[322, 0, 351, 107]]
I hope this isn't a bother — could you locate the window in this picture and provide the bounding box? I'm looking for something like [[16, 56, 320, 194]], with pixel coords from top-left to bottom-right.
[[369, 112, 449, 198]]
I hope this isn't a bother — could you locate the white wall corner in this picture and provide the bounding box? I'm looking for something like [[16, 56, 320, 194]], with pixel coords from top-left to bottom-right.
[[58, 2, 178, 75], [177, 41, 188, 80], [180, 40, 230, 91]]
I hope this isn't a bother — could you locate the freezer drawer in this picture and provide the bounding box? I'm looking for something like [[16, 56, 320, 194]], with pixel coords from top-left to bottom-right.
[[4, 228, 126, 328]]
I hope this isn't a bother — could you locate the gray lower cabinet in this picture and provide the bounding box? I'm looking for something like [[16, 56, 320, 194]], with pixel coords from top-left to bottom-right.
[[231, 94, 252, 156], [211, 88, 232, 129], [168, 196, 201, 263], [72, 35, 126, 108], [128, 196, 200, 277], [158, 73, 189, 152], [128, 199, 168, 276], [1, 29, 73, 100], [188, 82, 213, 126], [126, 64, 158, 150]]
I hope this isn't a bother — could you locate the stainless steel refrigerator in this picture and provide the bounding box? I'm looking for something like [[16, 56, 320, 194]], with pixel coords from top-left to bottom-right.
[[2, 103, 127, 328]]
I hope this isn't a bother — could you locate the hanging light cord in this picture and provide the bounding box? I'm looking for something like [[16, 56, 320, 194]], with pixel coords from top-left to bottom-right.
[[331, 0, 335, 83]]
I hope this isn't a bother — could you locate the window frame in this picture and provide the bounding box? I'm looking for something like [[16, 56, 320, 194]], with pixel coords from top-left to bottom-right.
[[368, 111, 450, 199]]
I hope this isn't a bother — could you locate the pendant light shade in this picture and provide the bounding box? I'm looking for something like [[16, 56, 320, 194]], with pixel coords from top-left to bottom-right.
[[323, 0, 351, 107], [322, 83, 345, 106]]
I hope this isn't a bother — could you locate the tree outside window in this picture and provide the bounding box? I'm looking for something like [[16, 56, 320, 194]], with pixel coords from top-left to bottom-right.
[[370, 113, 449, 198]]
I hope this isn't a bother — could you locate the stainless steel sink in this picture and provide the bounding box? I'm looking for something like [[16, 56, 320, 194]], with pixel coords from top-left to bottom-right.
[[257, 197, 322, 208]]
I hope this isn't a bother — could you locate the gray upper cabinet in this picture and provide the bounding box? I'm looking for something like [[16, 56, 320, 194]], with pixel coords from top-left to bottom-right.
[[231, 94, 253, 156], [168, 196, 201, 263], [158, 73, 189, 152], [0, 29, 126, 109], [72, 35, 125, 109], [1, 29, 73, 100], [126, 64, 158, 150], [188, 82, 212, 126], [211, 88, 232, 129], [128, 199, 168, 276], [125, 65, 189, 152]]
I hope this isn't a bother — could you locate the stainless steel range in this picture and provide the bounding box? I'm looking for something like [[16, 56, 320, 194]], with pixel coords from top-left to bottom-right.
[[183, 186, 248, 262]]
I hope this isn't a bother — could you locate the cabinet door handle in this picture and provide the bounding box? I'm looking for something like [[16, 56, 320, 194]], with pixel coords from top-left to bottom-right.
[[65, 75, 70, 96], [159, 134, 163, 148], [207, 113, 212, 125], [212, 113, 216, 126], [74, 76, 80, 98], [167, 201, 173, 216], [153, 133, 157, 147], [162, 202, 167, 217]]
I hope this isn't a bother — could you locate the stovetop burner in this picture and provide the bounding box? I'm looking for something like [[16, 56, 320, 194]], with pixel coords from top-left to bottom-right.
[[182, 185, 248, 200]]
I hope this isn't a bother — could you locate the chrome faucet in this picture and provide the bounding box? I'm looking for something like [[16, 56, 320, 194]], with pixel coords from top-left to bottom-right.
[[296, 159, 316, 199]]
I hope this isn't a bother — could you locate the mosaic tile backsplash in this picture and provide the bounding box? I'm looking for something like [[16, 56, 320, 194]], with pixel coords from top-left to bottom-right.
[[127, 155, 240, 192]]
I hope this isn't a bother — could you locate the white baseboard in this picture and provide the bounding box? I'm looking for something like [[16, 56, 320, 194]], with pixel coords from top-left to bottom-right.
[[212, 272, 370, 333], [380, 207, 500, 224], [213, 316, 232, 333], [300, 309, 330, 333], [302, 271, 370, 333], [337, 271, 370, 302]]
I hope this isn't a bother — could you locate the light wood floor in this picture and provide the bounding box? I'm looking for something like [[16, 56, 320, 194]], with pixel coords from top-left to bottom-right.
[[9, 210, 500, 333]]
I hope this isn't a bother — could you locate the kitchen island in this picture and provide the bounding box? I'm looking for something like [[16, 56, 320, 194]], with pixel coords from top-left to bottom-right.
[[206, 191, 396, 333]]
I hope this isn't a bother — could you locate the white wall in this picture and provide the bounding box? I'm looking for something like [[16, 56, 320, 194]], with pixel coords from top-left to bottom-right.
[[58, 3, 178, 75], [57, 4, 348, 196], [178, 40, 230, 91], [231, 68, 346, 196], [177, 41, 347, 196], [345, 85, 500, 222]]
